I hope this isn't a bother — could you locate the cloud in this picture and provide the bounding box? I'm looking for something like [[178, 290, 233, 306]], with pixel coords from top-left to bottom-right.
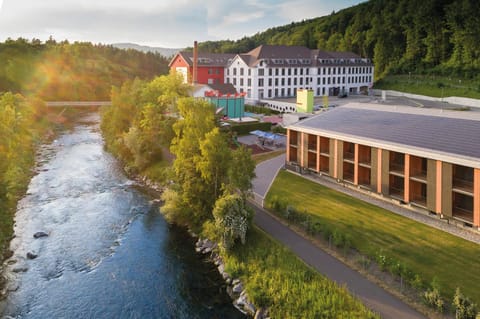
[[0, 0, 364, 47]]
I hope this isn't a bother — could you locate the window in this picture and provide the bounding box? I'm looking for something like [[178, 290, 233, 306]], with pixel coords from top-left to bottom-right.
[[233, 78, 237, 85], [258, 78, 264, 87], [226, 69, 230, 76], [258, 68, 264, 76], [300, 78, 303, 85], [275, 78, 279, 86], [208, 68, 213, 74], [288, 78, 291, 85], [216, 69, 220, 74], [208, 78, 213, 84], [248, 69, 251, 76], [240, 78, 244, 86], [247, 78, 251, 86], [275, 68, 279, 76], [300, 68, 303, 75], [322, 78, 325, 85], [281, 78, 285, 86], [268, 78, 272, 86], [282, 68, 285, 76], [288, 68, 291, 76], [269, 68, 273, 76], [259, 89, 264, 99], [294, 78, 297, 85], [306, 68, 309, 75], [233, 68, 237, 76], [294, 68, 297, 75], [240, 68, 244, 76]]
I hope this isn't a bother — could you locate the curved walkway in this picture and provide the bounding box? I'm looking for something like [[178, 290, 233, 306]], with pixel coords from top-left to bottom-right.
[[251, 154, 426, 318], [251, 202, 424, 319]]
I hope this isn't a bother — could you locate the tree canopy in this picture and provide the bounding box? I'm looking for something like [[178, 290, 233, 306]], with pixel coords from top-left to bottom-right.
[[194, 0, 480, 79], [0, 38, 170, 100]]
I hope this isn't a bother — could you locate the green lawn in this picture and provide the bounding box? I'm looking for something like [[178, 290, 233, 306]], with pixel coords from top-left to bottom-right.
[[252, 149, 285, 164], [375, 74, 480, 100], [265, 170, 480, 304], [223, 226, 378, 319]]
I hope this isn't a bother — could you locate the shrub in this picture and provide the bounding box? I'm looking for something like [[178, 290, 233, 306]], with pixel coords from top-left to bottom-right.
[[230, 121, 272, 135], [423, 287, 445, 313], [453, 288, 478, 319], [375, 251, 390, 271]]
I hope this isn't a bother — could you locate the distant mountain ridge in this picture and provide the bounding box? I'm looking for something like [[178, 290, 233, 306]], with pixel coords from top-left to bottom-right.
[[113, 43, 182, 58]]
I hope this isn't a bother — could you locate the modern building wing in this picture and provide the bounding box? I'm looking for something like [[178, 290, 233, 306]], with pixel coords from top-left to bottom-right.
[[286, 103, 480, 228]]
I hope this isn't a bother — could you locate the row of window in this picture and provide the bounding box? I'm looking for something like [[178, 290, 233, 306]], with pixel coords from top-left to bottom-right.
[[227, 66, 373, 77], [226, 75, 372, 87]]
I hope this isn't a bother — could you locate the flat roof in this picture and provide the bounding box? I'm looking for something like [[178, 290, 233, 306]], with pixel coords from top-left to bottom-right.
[[289, 103, 480, 168]]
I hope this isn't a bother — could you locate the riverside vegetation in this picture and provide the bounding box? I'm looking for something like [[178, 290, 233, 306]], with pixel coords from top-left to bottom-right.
[[265, 170, 479, 318], [100, 72, 378, 318], [1, 37, 169, 266]]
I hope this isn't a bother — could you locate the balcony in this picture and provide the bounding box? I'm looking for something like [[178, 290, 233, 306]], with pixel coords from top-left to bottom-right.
[[343, 162, 354, 183], [389, 163, 405, 176], [452, 178, 474, 195], [343, 152, 354, 163], [452, 192, 473, 223], [320, 138, 330, 156], [410, 170, 427, 183]]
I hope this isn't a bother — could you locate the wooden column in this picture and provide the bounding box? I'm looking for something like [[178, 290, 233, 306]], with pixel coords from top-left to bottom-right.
[[436, 160, 443, 214], [474, 168, 480, 227], [333, 139, 338, 179], [286, 129, 290, 162], [404, 154, 410, 203], [354, 144, 359, 185], [316, 135, 320, 172], [300, 132, 305, 168], [377, 148, 382, 193]]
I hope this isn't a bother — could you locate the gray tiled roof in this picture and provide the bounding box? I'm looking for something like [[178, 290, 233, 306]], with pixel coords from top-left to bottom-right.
[[176, 51, 236, 67], [291, 104, 480, 164], [238, 45, 371, 67]]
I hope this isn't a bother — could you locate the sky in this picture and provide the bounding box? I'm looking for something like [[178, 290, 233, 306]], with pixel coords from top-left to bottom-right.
[[0, 0, 364, 48]]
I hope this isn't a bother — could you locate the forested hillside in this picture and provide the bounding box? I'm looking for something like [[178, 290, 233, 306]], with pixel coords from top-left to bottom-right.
[[197, 0, 480, 80], [0, 38, 170, 101]]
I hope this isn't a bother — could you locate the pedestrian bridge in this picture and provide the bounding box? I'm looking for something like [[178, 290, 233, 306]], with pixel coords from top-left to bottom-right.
[[46, 101, 112, 107]]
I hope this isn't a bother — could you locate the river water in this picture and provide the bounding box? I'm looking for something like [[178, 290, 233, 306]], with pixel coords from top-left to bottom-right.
[[1, 113, 244, 319]]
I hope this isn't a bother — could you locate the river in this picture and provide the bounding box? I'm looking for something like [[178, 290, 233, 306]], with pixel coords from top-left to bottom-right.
[[0, 112, 244, 319]]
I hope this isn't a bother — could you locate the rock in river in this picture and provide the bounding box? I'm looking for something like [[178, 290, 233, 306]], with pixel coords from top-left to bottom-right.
[[26, 252, 38, 260], [33, 232, 49, 239]]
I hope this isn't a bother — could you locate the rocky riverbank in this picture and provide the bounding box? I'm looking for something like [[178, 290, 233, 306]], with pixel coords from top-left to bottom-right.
[[195, 238, 269, 319]]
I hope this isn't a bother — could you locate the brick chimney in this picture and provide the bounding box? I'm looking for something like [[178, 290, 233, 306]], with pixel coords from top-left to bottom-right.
[[193, 41, 198, 85]]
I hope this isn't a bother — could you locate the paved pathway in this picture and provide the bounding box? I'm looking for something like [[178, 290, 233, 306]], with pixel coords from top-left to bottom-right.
[[251, 154, 427, 318], [251, 202, 425, 319]]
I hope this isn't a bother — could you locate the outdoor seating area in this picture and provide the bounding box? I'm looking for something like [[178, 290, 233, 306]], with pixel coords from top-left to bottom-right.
[[250, 130, 285, 147]]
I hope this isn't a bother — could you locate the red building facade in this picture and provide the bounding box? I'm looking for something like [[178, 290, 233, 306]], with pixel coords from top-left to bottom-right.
[[169, 52, 235, 85]]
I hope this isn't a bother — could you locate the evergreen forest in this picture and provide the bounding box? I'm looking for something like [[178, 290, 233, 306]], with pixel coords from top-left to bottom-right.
[[196, 0, 480, 80]]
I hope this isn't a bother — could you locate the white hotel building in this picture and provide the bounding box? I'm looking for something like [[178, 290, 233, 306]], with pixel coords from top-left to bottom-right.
[[224, 45, 374, 104]]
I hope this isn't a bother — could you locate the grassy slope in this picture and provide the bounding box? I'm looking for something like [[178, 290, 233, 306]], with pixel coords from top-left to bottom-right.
[[265, 170, 480, 304], [223, 226, 378, 319], [375, 74, 480, 100]]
